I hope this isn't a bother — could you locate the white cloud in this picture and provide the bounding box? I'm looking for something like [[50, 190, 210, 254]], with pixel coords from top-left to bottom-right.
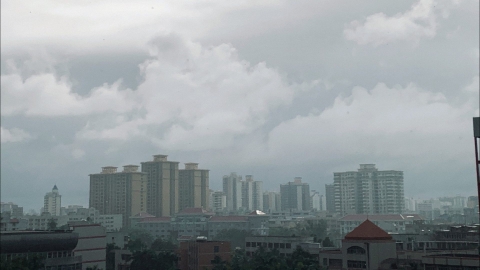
[[0, 72, 137, 116], [228, 82, 474, 173], [1, 127, 32, 143], [344, 0, 438, 46], [74, 34, 298, 151]]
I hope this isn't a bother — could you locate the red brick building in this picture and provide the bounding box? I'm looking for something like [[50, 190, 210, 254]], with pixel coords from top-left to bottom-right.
[[177, 239, 231, 270]]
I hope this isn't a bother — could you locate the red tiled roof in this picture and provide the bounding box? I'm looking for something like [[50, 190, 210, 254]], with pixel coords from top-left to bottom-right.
[[340, 214, 423, 221], [344, 219, 392, 240], [209, 216, 248, 222]]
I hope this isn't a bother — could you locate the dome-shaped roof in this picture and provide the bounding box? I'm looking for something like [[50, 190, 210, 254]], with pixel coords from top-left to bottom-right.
[[344, 219, 392, 241]]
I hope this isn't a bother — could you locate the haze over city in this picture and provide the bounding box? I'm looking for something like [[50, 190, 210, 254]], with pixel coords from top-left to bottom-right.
[[1, 0, 479, 211]]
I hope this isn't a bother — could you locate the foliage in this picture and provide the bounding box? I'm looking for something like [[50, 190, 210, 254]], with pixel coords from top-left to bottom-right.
[[227, 246, 322, 270], [150, 238, 177, 251], [128, 228, 154, 245], [214, 229, 253, 250], [211, 255, 229, 270], [47, 218, 57, 230], [269, 226, 295, 236], [286, 246, 321, 270], [321, 237, 334, 247], [0, 254, 45, 270], [129, 249, 177, 270]]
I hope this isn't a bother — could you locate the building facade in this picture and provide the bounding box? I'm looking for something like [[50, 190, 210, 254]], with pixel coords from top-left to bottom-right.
[[89, 165, 147, 227], [0, 202, 24, 217], [209, 191, 227, 212], [325, 184, 335, 213], [44, 185, 62, 216], [179, 163, 209, 212], [222, 173, 242, 211], [333, 164, 404, 216], [280, 177, 311, 211], [141, 155, 180, 217], [241, 175, 263, 211], [263, 192, 281, 213]]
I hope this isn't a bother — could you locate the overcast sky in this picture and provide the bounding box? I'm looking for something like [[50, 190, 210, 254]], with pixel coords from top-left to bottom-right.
[[1, 0, 479, 212]]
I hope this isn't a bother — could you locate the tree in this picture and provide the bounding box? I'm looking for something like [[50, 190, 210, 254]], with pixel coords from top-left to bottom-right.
[[211, 255, 229, 270], [321, 237, 334, 247], [129, 250, 177, 270], [150, 238, 177, 252], [47, 218, 57, 230], [286, 246, 321, 270], [127, 228, 154, 247]]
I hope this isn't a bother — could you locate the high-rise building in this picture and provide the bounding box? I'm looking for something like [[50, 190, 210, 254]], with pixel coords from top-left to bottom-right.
[[280, 177, 311, 211], [209, 190, 226, 212], [310, 190, 323, 211], [325, 184, 335, 213], [44, 185, 61, 216], [141, 155, 180, 217], [89, 165, 147, 227], [241, 175, 263, 211], [178, 163, 209, 212], [263, 192, 281, 213], [223, 173, 242, 211], [333, 164, 404, 216]]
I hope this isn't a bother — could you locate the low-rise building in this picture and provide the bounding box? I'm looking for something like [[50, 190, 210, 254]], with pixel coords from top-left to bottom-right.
[[245, 236, 315, 257], [69, 221, 106, 270], [339, 214, 424, 237], [0, 230, 82, 269], [177, 239, 231, 270], [319, 220, 397, 269]]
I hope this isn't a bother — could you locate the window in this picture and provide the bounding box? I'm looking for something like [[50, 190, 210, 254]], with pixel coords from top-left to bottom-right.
[[347, 246, 366, 254], [286, 243, 291, 249], [347, 260, 366, 269], [214, 246, 219, 253]]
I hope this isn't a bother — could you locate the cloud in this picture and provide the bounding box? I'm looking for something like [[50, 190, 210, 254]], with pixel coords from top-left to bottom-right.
[[344, 0, 438, 46], [0, 72, 138, 116], [75, 34, 298, 151], [228, 82, 474, 173], [1, 127, 32, 143]]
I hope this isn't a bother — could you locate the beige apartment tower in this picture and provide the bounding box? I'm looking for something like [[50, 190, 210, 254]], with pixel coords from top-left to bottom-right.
[[141, 155, 179, 217], [89, 165, 147, 227], [178, 163, 209, 212]]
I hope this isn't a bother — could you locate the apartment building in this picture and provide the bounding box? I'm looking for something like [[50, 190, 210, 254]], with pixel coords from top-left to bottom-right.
[[141, 155, 180, 217], [44, 185, 61, 216], [209, 190, 226, 212], [178, 163, 209, 212], [241, 175, 263, 211], [280, 177, 311, 211], [222, 173, 242, 211], [325, 184, 335, 213], [333, 164, 404, 216], [263, 191, 281, 213], [89, 165, 147, 227]]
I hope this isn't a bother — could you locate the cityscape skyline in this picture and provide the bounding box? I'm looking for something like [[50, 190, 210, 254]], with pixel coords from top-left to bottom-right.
[[1, 0, 478, 217]]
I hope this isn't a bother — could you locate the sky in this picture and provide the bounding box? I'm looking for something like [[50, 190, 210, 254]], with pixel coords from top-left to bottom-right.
[[1, 0, 479, 212]]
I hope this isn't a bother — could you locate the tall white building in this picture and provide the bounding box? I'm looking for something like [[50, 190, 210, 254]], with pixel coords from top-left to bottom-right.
[[210, 190, 227, 212], [242, 175, 263, 211], [333, 164, 404, 216], [310, 191, 323, 211], [44, 185, 62, 216]]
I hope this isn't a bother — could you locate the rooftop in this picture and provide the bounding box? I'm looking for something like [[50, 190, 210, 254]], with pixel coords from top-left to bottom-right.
[[344, 219, 393, 241]]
